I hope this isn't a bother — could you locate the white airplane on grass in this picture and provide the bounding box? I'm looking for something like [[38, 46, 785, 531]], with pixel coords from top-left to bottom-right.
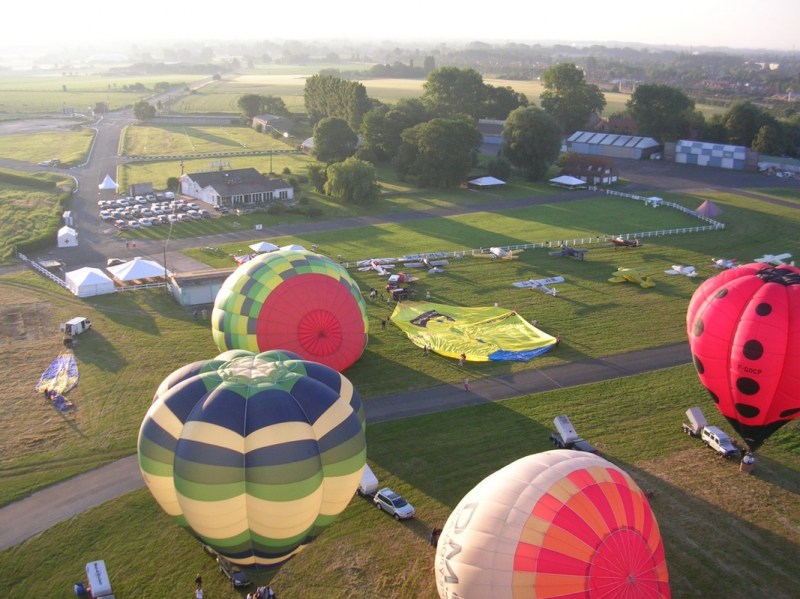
[[403, 254, 450, 273], [710, 257, 739, 269], [357, 259, 396, 275], [664, 265, 698, 277], [475, 247, 524, 260], [512, 276, 565, 295], [754, 253, 794, 266]]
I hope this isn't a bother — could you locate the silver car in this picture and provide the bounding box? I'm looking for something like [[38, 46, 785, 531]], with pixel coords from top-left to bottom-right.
[[374, 487, 415, 520]]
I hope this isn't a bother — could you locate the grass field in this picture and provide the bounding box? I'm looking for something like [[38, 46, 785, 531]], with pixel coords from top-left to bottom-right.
[[0, 69, 795, 598], [0, 72, 209, 113], [0, 128, 95, 166], [0, 186, 798, 597]]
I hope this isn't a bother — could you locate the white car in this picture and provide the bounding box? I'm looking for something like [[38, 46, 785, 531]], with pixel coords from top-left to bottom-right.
[[374, 487, 415, 520], [139, 217, 153, 227]]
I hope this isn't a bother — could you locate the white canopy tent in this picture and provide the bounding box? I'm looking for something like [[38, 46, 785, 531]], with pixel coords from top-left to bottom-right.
[[549, 175, 588, 189], [280, 244, 306, 251], [249, 241, 280, 253], [98, 175, 118, 191], [65, 267, 116, 297], [107, 257, 170, 281], [467, 176, 506, 188]]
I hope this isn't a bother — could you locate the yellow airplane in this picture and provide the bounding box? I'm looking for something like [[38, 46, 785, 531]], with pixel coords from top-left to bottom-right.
[[608, 267, 658, 288]]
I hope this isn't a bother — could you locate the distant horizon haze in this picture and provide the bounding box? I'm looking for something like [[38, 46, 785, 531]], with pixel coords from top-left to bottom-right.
[[4, 0, 798, 55]]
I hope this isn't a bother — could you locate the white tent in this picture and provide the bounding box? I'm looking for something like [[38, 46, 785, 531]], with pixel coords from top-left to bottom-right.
[[65, 267, 116, 297], [249, 241, 280, 253], [549, 175, 588, 189], [107, 256, 170, 281], [467, 176, 506, 188], [98, 175, 118, 191], [280, 244, 306, 251], [57, 226, 78, 247]]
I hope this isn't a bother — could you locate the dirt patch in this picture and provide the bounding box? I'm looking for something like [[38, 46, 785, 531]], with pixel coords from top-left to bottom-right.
[[0, 301, 54, 343], [0, 118, 81, 136]]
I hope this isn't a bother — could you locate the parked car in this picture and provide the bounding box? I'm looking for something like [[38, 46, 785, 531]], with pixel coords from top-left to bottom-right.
[[199, 209, 212, 218], [114, 220, 129, 230], [187, 210, 202, 220], [374, 487, 415, 520]]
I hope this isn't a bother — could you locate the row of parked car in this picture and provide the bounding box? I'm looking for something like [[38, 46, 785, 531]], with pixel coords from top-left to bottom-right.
[[100, 196, 212, 230]]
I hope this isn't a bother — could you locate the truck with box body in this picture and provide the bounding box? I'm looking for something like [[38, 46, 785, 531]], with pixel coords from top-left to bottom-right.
[[549, 415, 599, 454]]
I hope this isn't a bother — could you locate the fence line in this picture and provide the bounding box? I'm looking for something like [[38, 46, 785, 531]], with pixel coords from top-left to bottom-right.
[[342, 189, 725, 268], [18, 252, 72, 292]]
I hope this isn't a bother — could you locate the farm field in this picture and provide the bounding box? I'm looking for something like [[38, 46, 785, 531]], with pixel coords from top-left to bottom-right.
[[0, 72, 207, 113], [168, 73, 728, 119]]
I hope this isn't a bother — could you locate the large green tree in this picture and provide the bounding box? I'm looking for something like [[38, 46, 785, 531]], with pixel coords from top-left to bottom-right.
[[133, 101, 156, 120], [237, 94, 290, 120], [627, 84, 695, 141], [359, 99, 429, 163], [393, 117, 482, 188], [722, 101, 780, 148], [540, 63, 606, 134], [501, 106, 563, 181], [313, 117, 358, 164], [324, 157, 380, 205], [304, 74, 373, 129], [421, 67, 487, 119], [484, 84, 529, 120]]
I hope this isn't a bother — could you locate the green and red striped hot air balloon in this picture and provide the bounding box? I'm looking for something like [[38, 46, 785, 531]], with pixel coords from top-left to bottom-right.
[[137, 350, 366, 574], [211, 249, 369, 372]]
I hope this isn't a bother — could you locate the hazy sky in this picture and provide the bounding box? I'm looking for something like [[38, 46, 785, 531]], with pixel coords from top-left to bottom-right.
[[7, 0, 798, 52]]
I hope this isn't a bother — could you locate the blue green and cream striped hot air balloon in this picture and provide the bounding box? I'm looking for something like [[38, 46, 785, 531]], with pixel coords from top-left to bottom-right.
[[212, 249, 369, 372], [137, 350, 366, 573]]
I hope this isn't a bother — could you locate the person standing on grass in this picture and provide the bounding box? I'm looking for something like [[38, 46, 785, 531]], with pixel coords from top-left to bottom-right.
[[464, 378, 470, 391]]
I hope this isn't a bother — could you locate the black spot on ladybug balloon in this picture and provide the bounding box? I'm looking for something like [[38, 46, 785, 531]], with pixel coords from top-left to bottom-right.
[[686, 263, 800, 452]]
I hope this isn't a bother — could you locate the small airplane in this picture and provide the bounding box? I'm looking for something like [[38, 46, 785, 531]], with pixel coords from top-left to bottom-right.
[[403, 254, 450, 273], [710, 257, 739, 269], [513, 276, 565, 295], [610, 236, 642, 249], [608, 267, 658, 288], [754, 253, 794, 266], [549, 244, 588, 260], [475, 247, 524, 260], [664, 264, 698, 277], [357, 259, 396, 275]]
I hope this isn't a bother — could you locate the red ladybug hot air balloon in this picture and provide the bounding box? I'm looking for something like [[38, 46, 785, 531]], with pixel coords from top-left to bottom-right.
[[686, 263, 800, 452]]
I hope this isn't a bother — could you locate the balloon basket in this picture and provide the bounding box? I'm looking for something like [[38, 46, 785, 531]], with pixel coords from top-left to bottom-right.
[[739, 461, 754, 474]]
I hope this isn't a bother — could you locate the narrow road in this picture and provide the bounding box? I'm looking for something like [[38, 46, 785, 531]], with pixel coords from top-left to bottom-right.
[[0, 341, 690, 551]]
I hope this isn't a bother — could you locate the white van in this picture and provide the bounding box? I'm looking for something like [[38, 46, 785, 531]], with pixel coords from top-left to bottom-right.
[[85, 560, 115, 598], [357, 463, 379, 497]]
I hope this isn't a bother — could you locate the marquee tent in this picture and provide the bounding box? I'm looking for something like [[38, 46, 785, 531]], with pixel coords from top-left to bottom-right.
[[65, 267, 116, 297], [467, 176, 506, 188], [279, 244, 306, 252], [549, 175, 588, 189], [107, 257, 170, 281], [98, 175, 118, 190], [696, 199, 723, 218], [249, 241, 280, 253]]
